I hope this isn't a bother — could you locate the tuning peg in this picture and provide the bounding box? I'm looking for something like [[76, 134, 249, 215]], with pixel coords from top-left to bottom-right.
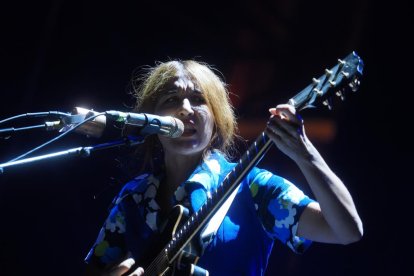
[[336, 90, 345, 101], [348, 78, 360, 92], [312, 78, 320, 84], [313, 88, 323, 95], [329, 80, 336, 87], [338, 59, 346, 65], [322, 98, 333, 110], [325, 69, 333, 76], [341, 71, 350, 78]]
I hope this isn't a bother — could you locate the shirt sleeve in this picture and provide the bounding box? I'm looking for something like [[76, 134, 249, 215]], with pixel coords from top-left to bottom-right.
[[84, 195, 129, 268], [248, 167, 314, 254]]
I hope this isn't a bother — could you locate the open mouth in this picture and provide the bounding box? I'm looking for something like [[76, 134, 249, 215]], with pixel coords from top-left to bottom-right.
[[182, 128, 197, 136], [180, 120, 197, 136]]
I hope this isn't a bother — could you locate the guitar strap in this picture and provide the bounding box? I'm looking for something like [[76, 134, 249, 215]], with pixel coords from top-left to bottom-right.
[[199, 183, 241, 248]]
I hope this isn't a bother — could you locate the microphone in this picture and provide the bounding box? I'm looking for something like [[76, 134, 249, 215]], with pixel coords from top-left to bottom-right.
[[62, 107, 184, 138], [105, 110, 184, 138]]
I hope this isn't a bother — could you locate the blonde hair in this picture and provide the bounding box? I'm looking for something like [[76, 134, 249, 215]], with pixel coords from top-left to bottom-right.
[[126, 60, 238, 171]]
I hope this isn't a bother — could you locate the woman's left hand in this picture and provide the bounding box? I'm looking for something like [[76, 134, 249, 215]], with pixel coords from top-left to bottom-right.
[[265, 104, 311, 162]]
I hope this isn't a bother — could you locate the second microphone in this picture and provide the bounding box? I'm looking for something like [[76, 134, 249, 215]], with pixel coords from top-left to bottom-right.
[[105, 110, 184, 138], [69, 107, 184, 138]]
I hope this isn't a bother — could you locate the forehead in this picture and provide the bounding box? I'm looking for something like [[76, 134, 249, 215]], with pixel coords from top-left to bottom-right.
[[158, 76, 202, 96]]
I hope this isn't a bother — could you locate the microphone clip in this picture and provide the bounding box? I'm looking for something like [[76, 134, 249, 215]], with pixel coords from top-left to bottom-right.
[[61, 107, 107, 138]]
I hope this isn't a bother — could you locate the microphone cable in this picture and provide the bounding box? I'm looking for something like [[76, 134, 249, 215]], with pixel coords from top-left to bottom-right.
[[0, 111, 71, 125], [3, 112, 105, 164]]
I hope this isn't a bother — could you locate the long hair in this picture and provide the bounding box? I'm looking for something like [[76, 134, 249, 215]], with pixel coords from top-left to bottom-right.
[[124, 60, 238, 173]]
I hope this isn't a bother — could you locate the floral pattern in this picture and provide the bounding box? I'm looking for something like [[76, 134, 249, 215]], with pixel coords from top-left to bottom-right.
[[85, 151, 314, 274]]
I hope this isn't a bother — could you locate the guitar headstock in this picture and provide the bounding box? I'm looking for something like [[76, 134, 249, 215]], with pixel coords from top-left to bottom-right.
[[288, 51, 364, 111]]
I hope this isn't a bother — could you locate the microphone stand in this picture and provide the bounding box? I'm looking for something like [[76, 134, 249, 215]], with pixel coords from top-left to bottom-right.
[[0, 121, 62, 139], [0, 135, 145, 174]]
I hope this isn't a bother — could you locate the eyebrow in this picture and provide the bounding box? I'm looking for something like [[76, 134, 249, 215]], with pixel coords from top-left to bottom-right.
[[164, 87, 203, 95], [155, 87, 205, 107]]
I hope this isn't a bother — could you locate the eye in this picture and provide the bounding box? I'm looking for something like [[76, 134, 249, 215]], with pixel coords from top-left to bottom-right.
[[164, 96, 179, 104], [191, 95, 206, 105]]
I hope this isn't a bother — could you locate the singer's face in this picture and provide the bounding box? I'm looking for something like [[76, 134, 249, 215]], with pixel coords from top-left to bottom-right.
[[154, 78, 214, 157]]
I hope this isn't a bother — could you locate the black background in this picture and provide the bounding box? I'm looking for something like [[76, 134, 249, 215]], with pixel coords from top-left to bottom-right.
[[0, 1, 411, 275]]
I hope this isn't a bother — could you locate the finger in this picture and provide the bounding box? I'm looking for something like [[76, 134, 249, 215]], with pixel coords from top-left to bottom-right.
[[108, 258, 135, 276], [266, 123, 293, 144], [269, 104, 295, 115], [265, 128, 282, 142], [267, 115, 301, 139], [269, 106, 297, 122], [265, 128, 291, 151], [119, 258, 135, 267], [128, 267, 144, 276], [269, 105, 301, 125]]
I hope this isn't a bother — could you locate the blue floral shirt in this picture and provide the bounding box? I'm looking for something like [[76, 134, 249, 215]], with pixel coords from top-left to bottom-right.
[[85, 151, 314, 275]]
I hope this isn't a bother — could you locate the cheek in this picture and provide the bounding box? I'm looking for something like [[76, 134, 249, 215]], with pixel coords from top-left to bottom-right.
[[205, 117, 215, 138], [194, 106, 214, 134]]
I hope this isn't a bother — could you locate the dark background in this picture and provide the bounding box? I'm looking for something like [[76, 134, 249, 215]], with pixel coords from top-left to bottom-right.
[[0, 1, 411, 275]]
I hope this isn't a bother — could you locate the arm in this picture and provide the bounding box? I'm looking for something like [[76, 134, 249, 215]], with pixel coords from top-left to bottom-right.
[[265, 104, 363, 245]]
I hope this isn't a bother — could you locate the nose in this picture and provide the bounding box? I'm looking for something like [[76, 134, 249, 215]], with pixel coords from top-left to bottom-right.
[[178, 98, 194, 117]]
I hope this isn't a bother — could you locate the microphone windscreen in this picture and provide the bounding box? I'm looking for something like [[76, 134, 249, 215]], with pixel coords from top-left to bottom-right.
[[171, 118, 184, 138]]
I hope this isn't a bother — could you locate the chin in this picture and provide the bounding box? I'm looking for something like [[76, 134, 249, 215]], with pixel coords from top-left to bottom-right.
[[163, 139, 207, 156]]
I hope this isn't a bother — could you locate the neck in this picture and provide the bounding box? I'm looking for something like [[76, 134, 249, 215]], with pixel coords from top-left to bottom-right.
[[163, 150, 206, 192]]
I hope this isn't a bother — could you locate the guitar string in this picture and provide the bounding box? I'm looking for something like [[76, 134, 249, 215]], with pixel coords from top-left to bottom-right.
[[146, 252, 167, 275]]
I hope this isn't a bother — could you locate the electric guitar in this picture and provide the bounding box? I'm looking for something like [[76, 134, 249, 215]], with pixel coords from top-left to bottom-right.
[[133, 51, 364, 275]]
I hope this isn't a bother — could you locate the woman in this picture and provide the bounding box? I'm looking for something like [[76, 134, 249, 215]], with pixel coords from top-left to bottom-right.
[[84, 60, 363, 275]]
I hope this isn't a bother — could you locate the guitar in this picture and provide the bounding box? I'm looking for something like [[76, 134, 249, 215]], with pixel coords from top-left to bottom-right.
[[133, 51, 364, 275]]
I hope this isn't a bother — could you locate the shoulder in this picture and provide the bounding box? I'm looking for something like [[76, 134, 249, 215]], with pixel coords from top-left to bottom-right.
[[115, 172, 161, 201]]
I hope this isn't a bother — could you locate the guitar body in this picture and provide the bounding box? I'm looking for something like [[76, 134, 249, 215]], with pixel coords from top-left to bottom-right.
[[126, 205, 208, 276], [158, 205, 208, 276]]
